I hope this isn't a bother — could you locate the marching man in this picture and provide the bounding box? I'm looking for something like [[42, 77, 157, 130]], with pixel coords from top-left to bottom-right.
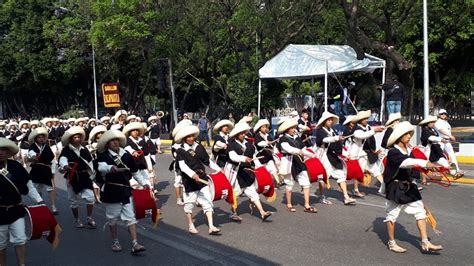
[[434, 109, 464, 177], [0, 138, 44, 266], [96, 130, 149, 254]]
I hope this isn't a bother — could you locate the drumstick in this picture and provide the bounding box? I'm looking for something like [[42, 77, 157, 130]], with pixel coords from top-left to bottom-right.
[[252, 156, 264, 161], [197, 178, 209, 185]]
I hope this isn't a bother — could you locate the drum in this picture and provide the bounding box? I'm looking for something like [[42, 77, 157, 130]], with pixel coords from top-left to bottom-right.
[[207, 172, 236, 208], [25, 205, 62, 249], [345, 159, 364, 182], [411, 147, 428, 160], [254, 166, 276, 202], [132, 189, 160, 227], [305, 157, 328, 184]]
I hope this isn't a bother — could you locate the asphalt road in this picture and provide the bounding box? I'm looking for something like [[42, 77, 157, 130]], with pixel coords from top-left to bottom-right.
[[7, 154, 474, 265]]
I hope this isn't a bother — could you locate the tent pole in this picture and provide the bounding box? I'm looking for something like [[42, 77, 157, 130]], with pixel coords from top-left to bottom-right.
[[324, 61, 328, 112], [257, 79, 262, 117], [380, 61, 386, 122], [311, 78, 314, 121]]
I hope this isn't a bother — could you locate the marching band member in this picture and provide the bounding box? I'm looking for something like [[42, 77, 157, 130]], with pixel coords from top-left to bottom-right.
[[0, 138, 44, 266], [419, 116, 450, 169], [350, 110, 385, 195], [0, 121, 8, 138], [27, 127, 59, 215], [58, 126, 97, 229], [87, 125, 107, 159], [225, 122, 273, 221], [381, 113, 401, 149], [170, 120, 193, 206], [111, 110, 128, 131], [383, 122, 442, 253], [278, 118, 318, 213], [342, 115, 364, 196], [18, 120, 31, 167], [147, 114, 163, 156], [85, 119, 98, 138], [96, 130, 149, 254], [126, 115, 137, 124], [174, 125, 222, 234], [435, 109, 463, 176], [212, 119, 234, 168], [298, 109, 313, 147], [254, 119, 281, 186], [123, 122, 153, 189], [100, 116, 111, 129], [316, 112, 356, 205]]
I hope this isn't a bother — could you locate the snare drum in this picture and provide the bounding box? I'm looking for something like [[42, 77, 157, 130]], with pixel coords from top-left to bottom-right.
[[25, 205, 61, 249], [254, 166, 276, 202], [305, 157, 328, 184], [132, 189, 160, 227], [207, 172, 236, 207]]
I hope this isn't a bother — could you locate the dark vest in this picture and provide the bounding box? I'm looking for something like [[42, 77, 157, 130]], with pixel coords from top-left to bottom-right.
[[127, 137, 149, 170], [255, 133, 274, 164], [279, 135, 306, 178], [355, 125, 378, 164], [212, 134, 229, 168], [228, 140, 256, 188], [0, 160, 30, 225], [29, 144, 55, 186], [60, 146, 93, 193], [316, 127, 343, 169], [175, 144, 210, 193], [420, 127, 445, 162]]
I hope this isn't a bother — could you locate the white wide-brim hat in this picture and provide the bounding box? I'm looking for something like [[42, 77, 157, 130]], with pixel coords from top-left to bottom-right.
[[100, 116, 111, 123], [238, 116, 253, 124], [316, 111, 339, 128], [147, 115, 158, 123], [352, 110, 371, 123], [123, 122, 145, 137], [278, 118, 298, 134], [61, 126, 86, 146], [343, 115, 355, 126], [172, 120, 193, 137], [28, 127, 48, 145], [418, 115, 437, 126], [88, 125, 107, 141], [114, 109, 128, 121], [289, 110, 299, 117], [19, 120, 30, 128], [66, 118, 76, 123], [213, 119, 234, 134], [30, 120, 40, 126], [385, 112, 402, 126], [96, 130, 127, 153], [229, 122, 251, 138], [253, 119, 270, 133], [126, 115, 137, 121], [0, 138, 19, 158], [8, 121, 18, 128], [387, 121, 416, 147], [174, 125, 199, 144], [41, 117, 53, 125]]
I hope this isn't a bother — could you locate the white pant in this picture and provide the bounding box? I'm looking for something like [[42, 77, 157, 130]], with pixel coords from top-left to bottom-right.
[[384, 200, 426, 223], [359, 156, 382, 177], [332, 168, 346, 184], [174, 171, 183, 188], [0, 218, 27, 249], [67, 186, 95, 208], [104, 198, 136, 226], [34, 183, 54, 193], [234, 182, 260, 202], [129, 170, 151, 189], [443, 143, 459, 171], [284, 170, 311, 191], [183, 186, 213, 214]]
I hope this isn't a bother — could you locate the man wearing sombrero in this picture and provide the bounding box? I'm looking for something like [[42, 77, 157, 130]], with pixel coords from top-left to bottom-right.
[[0, 138, 43, 266], [254, 119, 282, 186], [95, 130, 149, 254], [212, 119, 234, 168], [174, 124, 222, 234], [58, 126, 97, 229], [383, 122, 442, 253], [435, 109, 463, 177], [419, 115, 450, 179], [170, 120, 193, 206]]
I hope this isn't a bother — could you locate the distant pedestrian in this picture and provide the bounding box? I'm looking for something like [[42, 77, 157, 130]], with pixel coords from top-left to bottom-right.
[[382, 75, 405, 115], [197, 113, 210, 146]]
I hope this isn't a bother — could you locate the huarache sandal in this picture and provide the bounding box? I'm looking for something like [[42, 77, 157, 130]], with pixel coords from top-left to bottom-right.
[[229, 213, 243, 221], [131, 242, 146, 254], [344, 198, 356, 205], [303, 206, 318, 213], [111, 240, 122, 252], [208, 227, 221, 235], [188, 226, 199, 234], [86, 217, 97, 229], [353, 191, 365, 198], [261, 211, 272, 222], [75, 219, 84, 228], [286, 206, 296, 212]]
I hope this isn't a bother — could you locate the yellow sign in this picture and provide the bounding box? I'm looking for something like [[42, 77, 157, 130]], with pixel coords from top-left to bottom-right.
[[101, 83, 121, 108]]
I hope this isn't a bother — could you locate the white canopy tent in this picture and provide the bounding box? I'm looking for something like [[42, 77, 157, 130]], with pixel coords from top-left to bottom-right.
[[258, 44, 387, 120]]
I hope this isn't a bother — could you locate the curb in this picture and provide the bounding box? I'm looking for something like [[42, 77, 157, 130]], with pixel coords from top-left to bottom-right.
[[457, 156, 474, 164], [446, 176, 474, 185]]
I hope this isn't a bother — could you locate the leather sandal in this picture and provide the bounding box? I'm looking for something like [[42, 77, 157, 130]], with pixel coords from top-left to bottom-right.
[[421, 241, 443, 252], [388, 241, 407, 253], [261, 211, 272, 222], [287, 206, 296, 212], [208, 226, 221, 235], [303, 206, 318, 213]]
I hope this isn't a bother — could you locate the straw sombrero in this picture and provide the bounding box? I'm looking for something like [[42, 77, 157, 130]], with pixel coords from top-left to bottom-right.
[[28, 127, 48, 145], [19, 120, 30, 128], [100, 116, 111, 123], [418, 115, 437, 126], [147, 115, 158, 123], [229, 122, 251, 138], [316, 112, 339, 128], [123, 122, 145, 137], [126, 115, 137, 122], [213, 119, 234, 134], [172, 120, 193, 137], [385, 112, 402, 127], [352, 110, 371, 123], [88, 125, 107, 142], [278, 118, 298, 134], [0, 138, 19, 158], [96, 130, 127, 153], [387, 121, 416, 147], [342, 115, 355, 126], [253, 119, 270, 133], [238, 116, 253, 124], [61, 126, 86, 146], [174, 125, 199, 144]]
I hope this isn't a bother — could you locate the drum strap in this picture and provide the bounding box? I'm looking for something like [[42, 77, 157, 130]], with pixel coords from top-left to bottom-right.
[[106, 182, 131, 188]]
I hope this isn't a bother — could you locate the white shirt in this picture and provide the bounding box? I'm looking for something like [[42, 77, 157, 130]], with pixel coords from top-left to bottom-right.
[[178, 142, 221, 178], [434, 119, 452, 139], [97, 148, 146, 187]]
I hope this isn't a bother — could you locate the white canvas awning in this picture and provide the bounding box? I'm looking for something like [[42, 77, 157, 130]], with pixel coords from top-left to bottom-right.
[[257, 44, 386, 119]]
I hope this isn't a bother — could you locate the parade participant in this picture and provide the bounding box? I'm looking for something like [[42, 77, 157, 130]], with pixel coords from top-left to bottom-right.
[[30, 120, 40, 130], [123, 122, 153, 188], [96, 130, 149, 254], [87, 125, 107, 159], [298, 109, 313, 147], [278, 118, 318, 213], [43, 118, 59, 157], [316, 112, 356, 205], [435, 109, 463, 176], [384, 122, 443, 253], [65, 118, 76, 130], [171, 120, 193, 206], [0, 138, 44, 266], [341, 115, 365, 197], [147, 114, 163, 155], [175, 125, 222, 234], [58, 126, 97, 228], [351, 110, 385, 195], [254, 119, 281, 186], [126, 115, 137, 124], [0, 121, 9, 138], [419, 116, 450, 169], [100, 116, 111, 129], [111, 110, 128, 131], [212, 119, 234, 168], [18, 120, 31, 167], [6, 121, 20, 144], [52, 118, 65, 156], [142, 122, 158, 193], [381, 113, 401, 149], [85, 119, 98, 138], [27, 127, 58, 215], [225, 122, 273, 221], [75, 117, 87, 128]]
